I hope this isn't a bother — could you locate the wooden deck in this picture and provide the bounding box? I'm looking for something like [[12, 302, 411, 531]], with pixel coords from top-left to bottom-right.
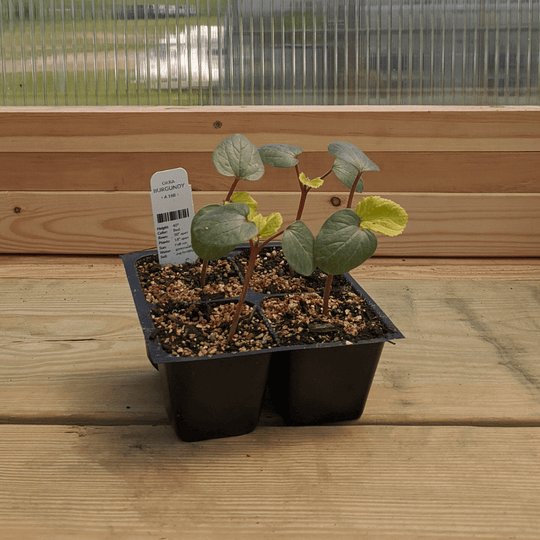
[[1, 256, 539, 539], [1, 105, 539, 538]]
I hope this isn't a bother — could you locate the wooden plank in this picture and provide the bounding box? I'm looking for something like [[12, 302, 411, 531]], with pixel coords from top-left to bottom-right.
[[3, 151, 539, 193], [1, 106, 539, 153], [0, 424, 539, 539], [1, 279, 539, 425], [2, 255, 540, 280], [0, 278, 164, 424], [1, 191, 539, 256]]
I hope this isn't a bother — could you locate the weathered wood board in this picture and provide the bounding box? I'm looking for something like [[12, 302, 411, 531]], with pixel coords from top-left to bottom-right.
[[2, 151, 540, 193], [0, 424, 539, 540], [1, 191, 539, 256], [2, 255, 540, 280], [2, 106, 539, 153], [2, 275, 539, 426]]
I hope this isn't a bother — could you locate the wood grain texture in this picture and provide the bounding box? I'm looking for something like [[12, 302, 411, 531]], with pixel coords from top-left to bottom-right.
[[1, 106, 539, 152], [3, 151, 539, 193], [1, 255, 540, 280], [1, 191, 539, 256], [0, 424, 539, 539], [2, 278, 539, 426]]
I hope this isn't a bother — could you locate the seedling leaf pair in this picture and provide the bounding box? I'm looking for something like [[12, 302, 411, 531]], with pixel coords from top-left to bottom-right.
[[283, 196, 408, 276], [230, 192, 283, 239], [282, 213, 377, 277]]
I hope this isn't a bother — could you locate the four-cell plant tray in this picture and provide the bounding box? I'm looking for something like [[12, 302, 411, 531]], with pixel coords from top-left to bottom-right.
[[121, 249, 404, 442]]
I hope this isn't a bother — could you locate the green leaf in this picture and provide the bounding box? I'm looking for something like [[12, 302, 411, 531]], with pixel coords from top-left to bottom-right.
[[212, 134, 265, 181], [190, 203, 258, 260], [314, 209, 378, 275], [356, 196, 408, 237], [299, 172, 324, 189], [252, 212, 283, 239], [282, 221, 316, 276], [327, 142, 380, 173], [230, 191, 258, 221], [258, 144, 303, 168], [331, 158, 364, 193]]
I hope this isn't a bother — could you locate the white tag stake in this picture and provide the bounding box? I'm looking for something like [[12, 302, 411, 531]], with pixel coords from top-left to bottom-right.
[[150, 167, 198, 266]]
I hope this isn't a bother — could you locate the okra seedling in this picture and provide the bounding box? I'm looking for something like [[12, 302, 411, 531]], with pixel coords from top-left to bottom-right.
[[190, 134, 408, 342]]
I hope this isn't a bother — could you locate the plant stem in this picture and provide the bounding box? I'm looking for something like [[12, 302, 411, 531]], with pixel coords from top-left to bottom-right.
[[320, 167, 333, 179], [226, 229, 285, 343], [322, 274, 334, 315], [227, 240, 258, 343], [200, 259, 209, 287], [347, 172, 363, 209], [225, 177, 241, 202], [296, 186, 310, 221], [259, 229, 284, 250]]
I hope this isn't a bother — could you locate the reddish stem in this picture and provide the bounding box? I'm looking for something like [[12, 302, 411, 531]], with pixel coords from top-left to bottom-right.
[[259, 229, 284, 251], [346, 172, 363, 209], [322, 274, 334, 316], [200, 259, 209, 287], [296, 186, 310, 221], [226, 228, 285, 343], [227, 240, 258, 343], [320, 167, 333, 179], [225, 177, 241, 202]]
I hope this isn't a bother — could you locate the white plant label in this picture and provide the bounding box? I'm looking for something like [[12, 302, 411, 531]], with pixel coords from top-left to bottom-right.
[[150, 167, 197, 266]]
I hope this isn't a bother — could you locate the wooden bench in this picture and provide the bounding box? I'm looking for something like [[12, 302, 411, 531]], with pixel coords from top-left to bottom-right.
[[1, 106, 539, 539]]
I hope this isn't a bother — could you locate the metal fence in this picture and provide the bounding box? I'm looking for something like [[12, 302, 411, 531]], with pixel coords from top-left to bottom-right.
[[1, 0, 539, 106]]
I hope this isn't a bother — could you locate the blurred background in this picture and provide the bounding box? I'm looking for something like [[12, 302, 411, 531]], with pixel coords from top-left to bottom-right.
[[1, 0, 539, 106]]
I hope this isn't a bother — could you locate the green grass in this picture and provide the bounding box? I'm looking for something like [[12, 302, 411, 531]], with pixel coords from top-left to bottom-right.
[[1, 3, 224, 105], [2, 67, 221, 106]]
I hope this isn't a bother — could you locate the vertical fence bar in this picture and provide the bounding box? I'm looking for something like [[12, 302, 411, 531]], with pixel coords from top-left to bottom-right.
[[0, 4, 7, 105], [29, 0, 38, 104], [312, 0, 318, 105], [515, 0, 522, 104], [531, 2, 540, 103], [301, 0, 306, 104], [322, 0, 328, 105], [69, 0, 78, 104], [18, 0, 27, 105], [81, 0, 89, 105], [270, 0, 275, 105]]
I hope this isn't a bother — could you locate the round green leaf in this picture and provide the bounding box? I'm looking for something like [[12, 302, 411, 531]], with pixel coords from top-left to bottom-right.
[[356, 196, 408, 237], [314, 209, 378, 275], [331, 158, 365, 193], [282, 221, 316, 276], [190, 203, 258, 260], [212, 134, 265, 181], [327, 142, 380, 173], [258, 144, 303, 168]]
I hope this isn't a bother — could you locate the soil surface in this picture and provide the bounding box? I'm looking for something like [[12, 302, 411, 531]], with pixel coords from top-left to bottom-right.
[[233, 246, 332, 294], [135, 249, 393, 357], [136, 255, 243, 304], [149, 300, 275, 357], [261, 291, 390, 347]]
